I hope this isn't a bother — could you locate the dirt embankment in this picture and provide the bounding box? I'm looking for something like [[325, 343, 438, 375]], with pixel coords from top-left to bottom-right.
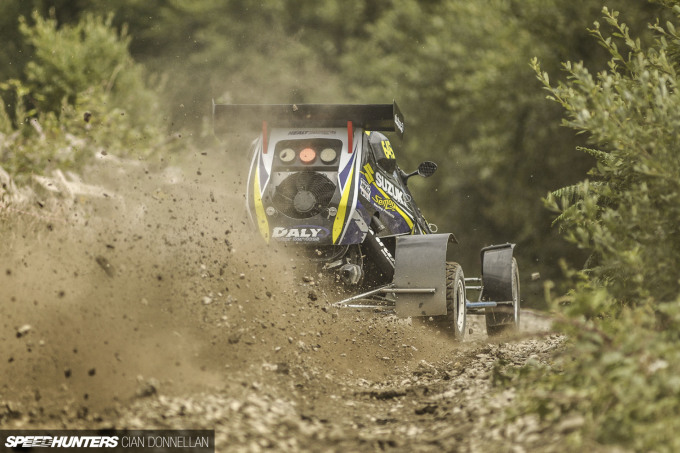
[[0, 149, 564, 452]]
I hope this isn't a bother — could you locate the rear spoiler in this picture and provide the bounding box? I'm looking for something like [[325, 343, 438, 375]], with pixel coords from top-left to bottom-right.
[[212, 101, 405, 139]]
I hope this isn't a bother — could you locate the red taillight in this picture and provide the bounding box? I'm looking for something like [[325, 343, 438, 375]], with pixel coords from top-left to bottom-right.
[[300, 147, 317, 164], [262, 121, 268, 154], [347, 120, 353, 154]]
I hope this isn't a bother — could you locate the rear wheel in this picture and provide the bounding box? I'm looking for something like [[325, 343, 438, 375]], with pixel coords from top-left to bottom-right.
[[433, 262, 466, 340], [485, 258, 520, 336]]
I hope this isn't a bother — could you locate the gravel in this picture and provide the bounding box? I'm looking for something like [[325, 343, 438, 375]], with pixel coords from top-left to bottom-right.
[[0, 151, 572, 452]]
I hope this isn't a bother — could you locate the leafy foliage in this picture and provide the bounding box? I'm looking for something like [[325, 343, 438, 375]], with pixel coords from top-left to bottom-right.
[[2, 1, 680, 449], [337, 0, 662, 284], [535, 5, 680, 304], [0, 1, 668, 291], [508, 3, 680, 450], [0, 10, 169, 184], [502, 300, 680, 451]]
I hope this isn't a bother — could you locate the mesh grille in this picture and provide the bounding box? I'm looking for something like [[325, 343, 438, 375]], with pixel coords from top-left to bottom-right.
[[272, 172, 336, 219]]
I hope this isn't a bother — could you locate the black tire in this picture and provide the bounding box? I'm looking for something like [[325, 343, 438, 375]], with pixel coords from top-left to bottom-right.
[[485, 258, 520, 336], [432, 262, 466, 340]]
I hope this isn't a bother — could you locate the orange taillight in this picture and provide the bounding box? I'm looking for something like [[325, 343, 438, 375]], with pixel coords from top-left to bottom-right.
[[299, 147, 317, 164]]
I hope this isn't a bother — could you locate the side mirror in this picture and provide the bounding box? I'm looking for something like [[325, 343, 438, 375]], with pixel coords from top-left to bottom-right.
[[403, 161, 438, 183], [417, 161, 437, 178]]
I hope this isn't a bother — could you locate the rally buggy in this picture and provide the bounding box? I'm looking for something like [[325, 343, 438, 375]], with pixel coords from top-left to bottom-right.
[[213, 101, 519, 339]]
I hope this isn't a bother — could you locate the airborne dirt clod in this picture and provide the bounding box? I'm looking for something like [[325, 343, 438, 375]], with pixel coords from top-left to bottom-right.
[[0, 149, 563, 452]]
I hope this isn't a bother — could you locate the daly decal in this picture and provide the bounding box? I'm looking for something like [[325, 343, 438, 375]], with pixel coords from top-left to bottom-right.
[[272, 226, 330, 242]]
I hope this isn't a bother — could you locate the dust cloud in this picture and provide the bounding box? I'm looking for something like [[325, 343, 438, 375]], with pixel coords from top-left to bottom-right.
[[0, 140, 466, 422]]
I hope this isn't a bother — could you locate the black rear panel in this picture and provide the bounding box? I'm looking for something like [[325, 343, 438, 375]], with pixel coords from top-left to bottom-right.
[[271, 172, 336, 219]]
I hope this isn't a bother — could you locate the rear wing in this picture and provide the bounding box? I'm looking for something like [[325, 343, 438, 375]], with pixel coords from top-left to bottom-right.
[[213, 101, 405, 139]]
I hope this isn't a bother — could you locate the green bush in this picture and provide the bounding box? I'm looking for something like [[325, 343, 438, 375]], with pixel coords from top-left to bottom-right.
[[534, 6, 680, 306], [506, 3, 680, 451], [503, 298, 680, 451], [0, 10, 169, 185]]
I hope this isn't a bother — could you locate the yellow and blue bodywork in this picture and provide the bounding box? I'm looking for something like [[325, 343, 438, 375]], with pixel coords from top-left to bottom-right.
[[214, 102, 520, 338], [246, 127, 432, 246]]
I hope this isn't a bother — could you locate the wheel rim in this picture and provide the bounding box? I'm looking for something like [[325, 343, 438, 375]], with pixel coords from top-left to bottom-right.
[[456, 278, 466, 333]]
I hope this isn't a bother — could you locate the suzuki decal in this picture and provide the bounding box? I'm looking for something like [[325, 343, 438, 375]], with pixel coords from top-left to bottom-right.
[[362, 163, 375, 185], [375, 172, 409, 204], [361, 163, 414, 230]]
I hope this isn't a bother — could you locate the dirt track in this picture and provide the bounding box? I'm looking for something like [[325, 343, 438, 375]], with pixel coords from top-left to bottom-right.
[[0, 150, 564, 452]]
